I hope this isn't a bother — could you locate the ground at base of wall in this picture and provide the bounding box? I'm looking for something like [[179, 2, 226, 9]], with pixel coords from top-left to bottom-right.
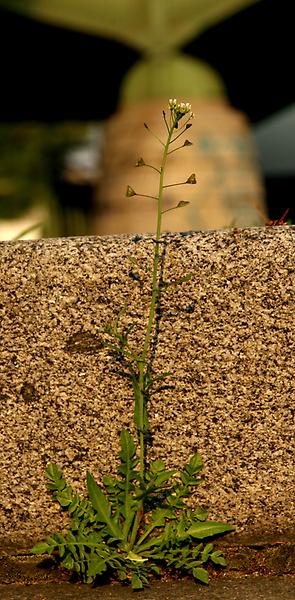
[[1, 576, 295, 600], [0, 533, 295, 599]]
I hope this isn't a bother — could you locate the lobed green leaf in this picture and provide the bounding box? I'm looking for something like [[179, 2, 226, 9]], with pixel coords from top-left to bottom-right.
[[87, 472, 123, 540], [31, 541, 52, 555], [210, 550, 227, 566], [193, 567, 209, 584], [187, 521, 235, 540]]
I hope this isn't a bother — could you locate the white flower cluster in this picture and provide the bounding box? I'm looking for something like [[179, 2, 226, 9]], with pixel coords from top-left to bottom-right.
[[168, 99, 194, 123], [168, 98, 191, 113]]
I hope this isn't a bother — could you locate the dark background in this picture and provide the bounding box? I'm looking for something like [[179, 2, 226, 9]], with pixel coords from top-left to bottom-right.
[[0, 0, 294, 221]]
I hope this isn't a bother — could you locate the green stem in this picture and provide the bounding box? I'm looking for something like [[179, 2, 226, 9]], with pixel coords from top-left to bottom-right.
[[129, 502, 143, 549], [163, 181, 187, 188], [129, 120, 176, 551], [137, 123, 175, 476]]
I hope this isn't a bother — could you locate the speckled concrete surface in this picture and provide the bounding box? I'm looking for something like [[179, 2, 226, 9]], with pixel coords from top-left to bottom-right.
[[0, 227, 294, 541]]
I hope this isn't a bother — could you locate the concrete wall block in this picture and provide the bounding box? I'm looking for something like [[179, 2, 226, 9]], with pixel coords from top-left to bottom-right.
[[0, 226, 294, 541]]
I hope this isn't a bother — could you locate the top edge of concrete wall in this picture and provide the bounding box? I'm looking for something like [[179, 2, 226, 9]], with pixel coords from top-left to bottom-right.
[[1, 224, 294, 244]]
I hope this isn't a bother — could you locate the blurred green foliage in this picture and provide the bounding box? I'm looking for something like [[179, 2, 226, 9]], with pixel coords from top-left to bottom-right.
[[0, 121, 95, 231]]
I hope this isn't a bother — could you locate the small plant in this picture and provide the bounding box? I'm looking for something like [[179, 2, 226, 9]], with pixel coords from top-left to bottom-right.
[[32, 99, 234, 589]]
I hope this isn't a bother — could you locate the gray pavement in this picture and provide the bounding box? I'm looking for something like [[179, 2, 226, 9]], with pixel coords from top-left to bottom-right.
[[1, 577, 295, 600]]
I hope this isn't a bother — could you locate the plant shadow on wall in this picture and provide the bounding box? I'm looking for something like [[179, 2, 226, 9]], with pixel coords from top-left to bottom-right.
[[32, 100, 235, 590]]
